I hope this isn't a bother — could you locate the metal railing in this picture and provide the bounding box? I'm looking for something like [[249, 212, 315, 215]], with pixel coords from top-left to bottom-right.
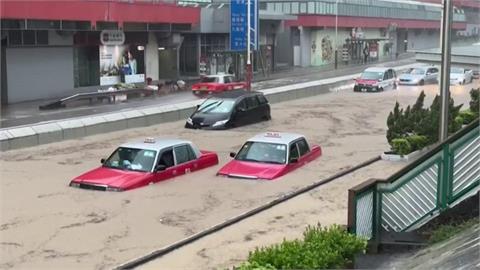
[[348, 119, 479, 243]]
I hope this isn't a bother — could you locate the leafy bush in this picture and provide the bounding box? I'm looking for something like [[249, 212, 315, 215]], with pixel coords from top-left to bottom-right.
[[392, 138, 412, 156], [406, 135, 428, 152], [387, 91, 463, 154], [235, 261, 276, 270], [244, 224, 366, 270], [458, 110, 477, 125]]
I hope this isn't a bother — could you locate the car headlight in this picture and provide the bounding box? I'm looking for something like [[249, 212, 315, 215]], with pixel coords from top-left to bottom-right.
[[106, 186, 123, 192], [186, 117, 193, 125], [70, 181, 80, 188], [212, 119, 228, 127]]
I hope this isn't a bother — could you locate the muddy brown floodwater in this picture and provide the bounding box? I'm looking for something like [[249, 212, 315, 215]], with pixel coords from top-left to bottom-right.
[[0, 81, 477, 269]]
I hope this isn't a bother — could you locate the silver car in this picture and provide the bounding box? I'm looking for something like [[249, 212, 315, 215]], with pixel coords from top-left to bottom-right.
[[450, 67, 474, 85], [398, 66, 439, 85]]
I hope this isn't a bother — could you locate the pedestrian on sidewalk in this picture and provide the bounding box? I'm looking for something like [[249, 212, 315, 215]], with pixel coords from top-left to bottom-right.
[[363, 44, 369, 64]]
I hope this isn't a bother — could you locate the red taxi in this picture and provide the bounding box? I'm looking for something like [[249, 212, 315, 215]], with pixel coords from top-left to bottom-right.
[[69, 138, 218, 191], [191, 73, 247, 95], [217, 132, 322, 180]]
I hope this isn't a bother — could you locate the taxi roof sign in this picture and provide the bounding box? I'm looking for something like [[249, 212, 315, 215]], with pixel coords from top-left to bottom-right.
[[265, 132, 281, 138], [144, 137, 156, 143]]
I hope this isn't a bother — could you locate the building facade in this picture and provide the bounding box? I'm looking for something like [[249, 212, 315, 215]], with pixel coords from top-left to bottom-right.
[[1, 0, 476, 104]]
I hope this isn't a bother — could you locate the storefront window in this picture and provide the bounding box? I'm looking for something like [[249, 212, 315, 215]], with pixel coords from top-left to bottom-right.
[[179, 34, 198, 76], [74, 46, 100, 87]]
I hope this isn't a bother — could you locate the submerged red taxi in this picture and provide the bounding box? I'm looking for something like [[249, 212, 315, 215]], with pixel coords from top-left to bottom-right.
[[70, 138, 218, 191], [217, 132, 322, 180]]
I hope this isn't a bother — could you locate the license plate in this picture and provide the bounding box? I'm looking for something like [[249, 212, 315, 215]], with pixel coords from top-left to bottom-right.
[[201, 86, 208, 90]]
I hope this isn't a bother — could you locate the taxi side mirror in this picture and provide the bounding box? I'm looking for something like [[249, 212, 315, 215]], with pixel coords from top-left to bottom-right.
[[229, 152, 236, 158], [155, 164, 167, 172], [101, 158, 105, 164]]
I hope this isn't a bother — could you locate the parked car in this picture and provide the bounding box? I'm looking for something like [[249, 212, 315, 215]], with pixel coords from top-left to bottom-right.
[[450, 67, 474, 85], [217, 132, 322, 180], [397, 66, 439, 85], [69, 138, 218, 191], [353, 67, 397, 92], [191, 73, 246, 95], [185, 90, 271, 130]]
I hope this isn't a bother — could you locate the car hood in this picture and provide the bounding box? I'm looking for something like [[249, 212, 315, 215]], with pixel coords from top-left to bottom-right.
[[218, 160, 286, 180], [399, 74, 423, 80], [190, 112, 230, 125], [73, 167, 150, 188], [356, 79, 379, 85]]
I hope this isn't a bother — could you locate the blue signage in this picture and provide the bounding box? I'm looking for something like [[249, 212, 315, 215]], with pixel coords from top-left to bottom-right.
[[230, 0, 258, 51]]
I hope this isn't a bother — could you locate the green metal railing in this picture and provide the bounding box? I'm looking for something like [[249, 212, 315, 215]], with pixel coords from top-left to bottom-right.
[[348, 119, 479, 243]]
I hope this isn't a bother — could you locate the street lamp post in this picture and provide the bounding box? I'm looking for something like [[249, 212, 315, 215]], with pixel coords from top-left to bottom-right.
[[334, 0, 338, 69], [439, 0, 453, 142], [246, 0, 252, 90]]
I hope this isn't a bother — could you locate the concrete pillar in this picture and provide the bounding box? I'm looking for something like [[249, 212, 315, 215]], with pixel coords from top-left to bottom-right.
[[299, 26, 311, 67], [145, 32, 159, 81]]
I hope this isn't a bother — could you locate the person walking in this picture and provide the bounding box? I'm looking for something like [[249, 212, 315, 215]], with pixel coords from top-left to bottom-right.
[[363, 44, 369, 64]]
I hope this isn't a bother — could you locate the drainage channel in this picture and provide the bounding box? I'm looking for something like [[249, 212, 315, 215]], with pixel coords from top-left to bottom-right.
[[116, 155, 381, 269]]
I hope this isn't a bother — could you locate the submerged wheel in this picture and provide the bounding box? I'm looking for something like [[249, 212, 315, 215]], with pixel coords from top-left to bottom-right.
[[419, 80, 425, 86]]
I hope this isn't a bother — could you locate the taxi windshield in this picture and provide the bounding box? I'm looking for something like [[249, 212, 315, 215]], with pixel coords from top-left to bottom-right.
[[410, 68, 426, 75], [103, 147, 157, 172], [451, 68, 464, 74], [201, 76, 219, 83], [197, 99, 235, 114], [360, 71, 384, 80], [235, 141, 287, 164]]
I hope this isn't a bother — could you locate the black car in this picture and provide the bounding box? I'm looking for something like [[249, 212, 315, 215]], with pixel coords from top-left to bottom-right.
[[185, 90, 271, 130]]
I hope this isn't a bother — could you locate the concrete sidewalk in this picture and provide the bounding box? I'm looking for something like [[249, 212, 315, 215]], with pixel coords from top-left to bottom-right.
[[0, 56, 415, 129]]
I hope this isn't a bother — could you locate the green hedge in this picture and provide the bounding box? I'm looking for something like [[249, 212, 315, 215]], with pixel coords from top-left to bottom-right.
[[458, 110, 478, 125], [406, 135, 428, 152], [236, 224, 367, 270], [392, 138, 411, 156]]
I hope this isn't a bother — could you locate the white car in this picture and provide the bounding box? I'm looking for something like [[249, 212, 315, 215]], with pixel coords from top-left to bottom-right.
[[450, 67, 473, 85]]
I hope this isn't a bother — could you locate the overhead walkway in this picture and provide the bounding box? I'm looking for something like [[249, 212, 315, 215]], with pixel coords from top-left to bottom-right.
[[348, 119, 479, 248]]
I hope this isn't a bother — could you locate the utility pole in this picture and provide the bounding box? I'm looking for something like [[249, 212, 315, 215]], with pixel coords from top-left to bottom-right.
[[246, 0, 252, 90], [439, 0, 453, 142], [335, 0, 339, 69]]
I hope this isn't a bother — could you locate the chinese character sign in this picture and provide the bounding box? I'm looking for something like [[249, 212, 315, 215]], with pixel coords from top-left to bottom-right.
[[230, 0, 258, 51]]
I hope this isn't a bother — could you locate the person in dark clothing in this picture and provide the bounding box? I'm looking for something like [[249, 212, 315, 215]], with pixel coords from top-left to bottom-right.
[[363, 44, 369, 64]]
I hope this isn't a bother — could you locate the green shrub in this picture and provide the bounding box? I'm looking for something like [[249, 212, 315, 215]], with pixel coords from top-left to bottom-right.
[[392, 138, 412, 155], [245, 224, 366, 270], [406, 135, 428, 151], [235, 261, 276, 270], [459, 110, 478, 125]]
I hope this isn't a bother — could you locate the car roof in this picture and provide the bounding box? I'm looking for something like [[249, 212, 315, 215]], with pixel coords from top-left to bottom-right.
[[210, 89, 263, 99], [120, 138, 193, 152], [364, 67, 389, 72], [248, 132, 304, 145], [204, 74, 233, 78]]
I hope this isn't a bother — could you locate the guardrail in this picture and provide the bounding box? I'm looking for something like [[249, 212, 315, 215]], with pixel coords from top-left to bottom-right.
[[348, 119, 479, 245]]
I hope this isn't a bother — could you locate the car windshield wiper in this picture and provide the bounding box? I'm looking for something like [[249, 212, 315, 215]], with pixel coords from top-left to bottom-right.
[[239, 158, 261, 163], [261, 160, 284, 164], [198, 101, 221, 112], [103, 164, 124, 171]]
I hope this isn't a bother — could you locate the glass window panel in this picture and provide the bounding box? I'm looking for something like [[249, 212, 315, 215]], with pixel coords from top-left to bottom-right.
[[292, 2, 299, 13], [23, 30, 35, 45]]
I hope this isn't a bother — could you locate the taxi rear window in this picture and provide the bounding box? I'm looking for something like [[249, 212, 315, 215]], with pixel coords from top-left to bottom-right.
[[201, 77, 218, 83]]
